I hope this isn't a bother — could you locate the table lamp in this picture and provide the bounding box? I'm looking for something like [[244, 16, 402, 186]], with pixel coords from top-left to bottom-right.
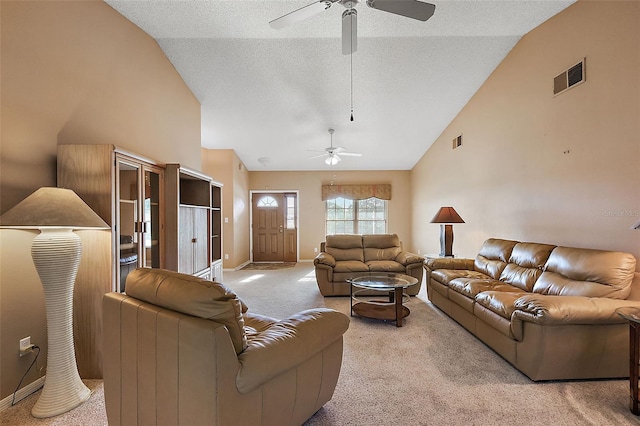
[[430, 206, 464, 257], [0, 187, 109, 418]]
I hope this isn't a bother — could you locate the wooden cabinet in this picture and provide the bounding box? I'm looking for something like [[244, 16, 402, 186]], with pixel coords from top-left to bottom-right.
[[165, 165, 213, 279], [57, 144, 164, 378], [211, 182, 223, 282], [116, 156, 164, 291], [178, 206, 209, 274]]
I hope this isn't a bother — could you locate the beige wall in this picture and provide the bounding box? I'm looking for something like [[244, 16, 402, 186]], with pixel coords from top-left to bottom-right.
[[202, 148, 251, 269], [0, 1, 201, 399], [249, 171, 412, 261], [411, 0, 640, 269]]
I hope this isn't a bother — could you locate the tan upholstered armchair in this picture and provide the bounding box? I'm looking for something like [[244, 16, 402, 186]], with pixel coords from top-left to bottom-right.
[[103, 268, 349, 425]]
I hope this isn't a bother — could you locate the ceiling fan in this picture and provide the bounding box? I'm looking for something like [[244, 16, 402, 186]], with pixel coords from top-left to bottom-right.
[[309, 129, 362, 165], [269, 0, 436, 55]]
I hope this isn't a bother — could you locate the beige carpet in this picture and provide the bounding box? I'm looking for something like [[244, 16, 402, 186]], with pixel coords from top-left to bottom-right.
[[0, 379, 106, 425], [2, 262, 637, 425]]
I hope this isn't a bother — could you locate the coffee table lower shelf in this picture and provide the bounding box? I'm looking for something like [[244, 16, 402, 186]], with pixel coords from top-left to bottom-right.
[[352, 301, 410, 322]]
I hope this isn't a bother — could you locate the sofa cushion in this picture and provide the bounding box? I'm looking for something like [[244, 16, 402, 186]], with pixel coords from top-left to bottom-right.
[[509, 242, 557, 268], [473, 304, 516, 339], [334, 260, 369, 273], [362, 233, 401, 249], [431, 269, 491, 285], [449, 278, 523, 299], [475, 290, 527, 320], [325, 234, 365, 262], [363, 234, 402, 262], [366, 260, 406, 273], [532, 247, 636, 299], [474, 239, 518, 279], [125, 268, 248, 354], [498, 242, 555, 291], [364, 246, 402, 262]]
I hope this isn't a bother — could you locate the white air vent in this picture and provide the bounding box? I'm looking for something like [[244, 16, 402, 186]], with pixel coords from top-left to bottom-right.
[[554, 58, 586, 96], [452, 134, 462, 149]]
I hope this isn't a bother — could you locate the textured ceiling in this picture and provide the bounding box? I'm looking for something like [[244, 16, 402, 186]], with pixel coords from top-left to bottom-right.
[[106, 0, 575, 171]]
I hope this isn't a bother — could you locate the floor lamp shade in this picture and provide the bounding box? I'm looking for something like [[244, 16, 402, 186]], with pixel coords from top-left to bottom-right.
[[430, 207, 464, 257], [0, 188, 108, 418]]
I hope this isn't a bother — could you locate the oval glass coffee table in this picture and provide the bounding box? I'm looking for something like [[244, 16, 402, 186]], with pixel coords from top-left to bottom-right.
[[348, 273, 419, 327]]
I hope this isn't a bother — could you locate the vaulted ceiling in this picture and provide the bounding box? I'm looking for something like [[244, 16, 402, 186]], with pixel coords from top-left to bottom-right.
[[106, 0, 574, 171]]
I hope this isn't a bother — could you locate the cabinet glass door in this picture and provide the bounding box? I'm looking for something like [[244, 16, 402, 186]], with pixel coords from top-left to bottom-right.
[[118, 161, 140, 292], [143, 168, 162, 269]]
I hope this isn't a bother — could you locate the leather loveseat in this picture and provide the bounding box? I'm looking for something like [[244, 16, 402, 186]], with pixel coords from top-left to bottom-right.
[[424, 238, 640, 381], [314, 233, 424, 296], [103, 268, 350, 425]]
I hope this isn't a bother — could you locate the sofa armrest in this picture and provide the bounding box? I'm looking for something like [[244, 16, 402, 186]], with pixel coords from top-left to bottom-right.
[[425, 257, 475, 271], [513, 294, 640, 325], [395, 251, 424, 266], [236, 308, 349, 393], [314, 252, 336, 267]]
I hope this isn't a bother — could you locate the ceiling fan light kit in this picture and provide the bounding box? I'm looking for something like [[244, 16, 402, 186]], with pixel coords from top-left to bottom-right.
[[325, 155, 341, 165], [309, 128, 362, 166]]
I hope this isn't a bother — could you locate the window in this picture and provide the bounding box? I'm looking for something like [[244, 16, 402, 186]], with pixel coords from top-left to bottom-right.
[[257, 196, 278, 208], [326, 197, 387, 234], [286, 194, 296, 229]]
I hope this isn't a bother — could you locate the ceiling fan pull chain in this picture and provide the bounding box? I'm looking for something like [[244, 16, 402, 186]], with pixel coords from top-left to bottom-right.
[[350, 9, 354, 122], [350, 50, 354, 121]]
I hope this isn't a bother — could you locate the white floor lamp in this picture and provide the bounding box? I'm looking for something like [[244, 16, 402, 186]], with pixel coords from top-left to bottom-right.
[[0, 187, 109, 418]]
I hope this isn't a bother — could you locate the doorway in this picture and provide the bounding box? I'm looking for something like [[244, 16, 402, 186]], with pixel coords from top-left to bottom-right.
[[251, 191, 298, 262]]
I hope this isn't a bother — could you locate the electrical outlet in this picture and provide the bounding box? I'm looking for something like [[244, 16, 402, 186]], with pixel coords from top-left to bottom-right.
[[314, 247, 318, 253], [224, 254, 229, 260], [19, 337, 30, 351], [19, 336, 33, 357]]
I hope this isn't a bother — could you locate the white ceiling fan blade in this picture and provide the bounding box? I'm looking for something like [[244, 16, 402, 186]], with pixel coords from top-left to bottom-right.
[[366, 0, 436, 22], [342, 9, 357, 55], [308, 152, 329, 159], [339, 152, 362, 157], [270, 1, 333, 30]]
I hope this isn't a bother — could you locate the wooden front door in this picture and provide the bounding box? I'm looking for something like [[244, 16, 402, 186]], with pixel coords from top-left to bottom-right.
[[252, 192, 298, 262], [252, 193, 285, 262]]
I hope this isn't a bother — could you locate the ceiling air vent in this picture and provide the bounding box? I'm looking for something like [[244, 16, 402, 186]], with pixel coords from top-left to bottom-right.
[[554, 58, 586, 96]]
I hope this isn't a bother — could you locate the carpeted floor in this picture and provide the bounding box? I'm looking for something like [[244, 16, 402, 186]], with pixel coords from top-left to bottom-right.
[[2, 262, 637, 425], [0, 379, 106, 425]]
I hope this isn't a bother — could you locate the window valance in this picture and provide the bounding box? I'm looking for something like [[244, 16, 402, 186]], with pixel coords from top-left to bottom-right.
[[321, 184, 391, 201]]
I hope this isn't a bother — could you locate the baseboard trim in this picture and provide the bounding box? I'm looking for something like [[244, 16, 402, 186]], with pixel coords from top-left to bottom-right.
[[0, 376, 45, 412], [225, 260, 251, 271]]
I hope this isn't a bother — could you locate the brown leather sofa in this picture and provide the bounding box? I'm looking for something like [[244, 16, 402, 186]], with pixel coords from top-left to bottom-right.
[[424, 238, 640, 381], [103, 268, 350, 425], [314, 233, 424, 296]]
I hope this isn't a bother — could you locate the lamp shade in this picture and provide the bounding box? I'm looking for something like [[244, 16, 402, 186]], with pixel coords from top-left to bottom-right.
[[430, 207, 465, 224], [0, 187, 108, 230]]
